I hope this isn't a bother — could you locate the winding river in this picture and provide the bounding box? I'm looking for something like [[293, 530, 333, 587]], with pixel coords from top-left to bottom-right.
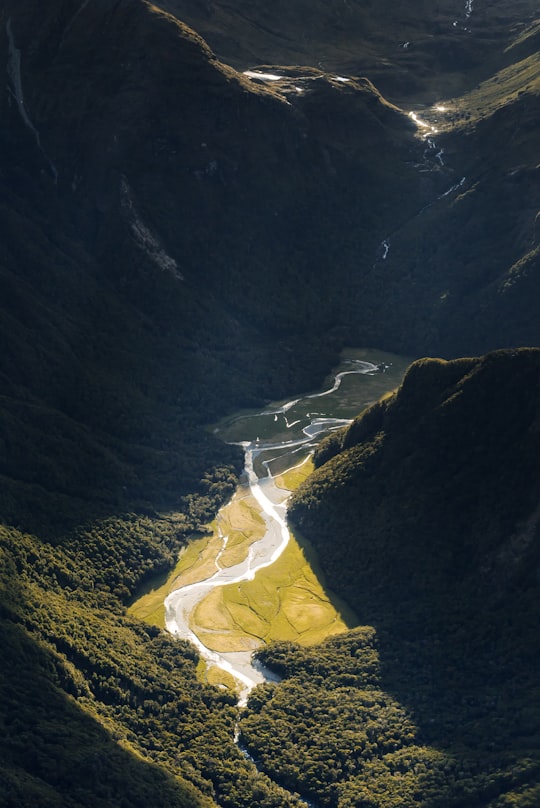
[[165, 348, 410, 702]]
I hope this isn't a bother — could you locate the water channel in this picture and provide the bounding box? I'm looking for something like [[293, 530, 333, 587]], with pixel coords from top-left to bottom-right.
[[165, 348, 411, 703]]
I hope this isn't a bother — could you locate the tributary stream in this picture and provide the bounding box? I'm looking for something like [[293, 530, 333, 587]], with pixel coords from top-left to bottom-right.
[[165, 348, 410, 703]]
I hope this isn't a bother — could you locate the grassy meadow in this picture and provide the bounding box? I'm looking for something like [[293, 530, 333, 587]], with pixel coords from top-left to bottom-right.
[[130, 451, 356, 665]]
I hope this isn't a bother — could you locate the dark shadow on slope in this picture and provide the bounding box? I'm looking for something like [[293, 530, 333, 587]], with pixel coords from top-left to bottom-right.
[[0, 613, 211, 808], [272, 349, 540, 805]]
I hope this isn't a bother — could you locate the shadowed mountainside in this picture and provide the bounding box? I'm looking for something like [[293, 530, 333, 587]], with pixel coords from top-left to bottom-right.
[[243, 349, 540, 805], [291, 348, 540, 606], [368, 23, 540, 356], [0, 0, 431, 532], [0, 2, 427, 804]]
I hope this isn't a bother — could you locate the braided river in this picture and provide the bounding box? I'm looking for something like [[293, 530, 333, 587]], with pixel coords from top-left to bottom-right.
[[164, 348, 410, 703]]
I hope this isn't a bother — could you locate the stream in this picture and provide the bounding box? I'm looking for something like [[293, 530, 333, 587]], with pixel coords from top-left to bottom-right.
[[165, 348, 410, 703]]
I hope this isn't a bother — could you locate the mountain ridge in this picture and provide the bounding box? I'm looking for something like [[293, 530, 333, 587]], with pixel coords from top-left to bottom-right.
[[155, 0, 539, 100]]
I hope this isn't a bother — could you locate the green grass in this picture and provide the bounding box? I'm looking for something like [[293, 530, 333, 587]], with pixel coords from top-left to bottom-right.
[[420, 44, 540, 137], [190, 454, 357, 653], [216, 490, 266, 567], [275, 457, 314, 491], [450, 51, 540, 123], [127, 547, 192, 628], [192, 531, 357, 651], [127, 448, 357, 656], [129, 486, 267, 627]]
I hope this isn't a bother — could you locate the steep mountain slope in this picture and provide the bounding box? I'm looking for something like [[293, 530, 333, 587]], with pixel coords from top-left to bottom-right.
[[156, 0, 539, 100], [0, 1, 427, 804], [148, 1, 540, 358], [243, 349, 540, 806], [290, 349, 540, 606], [0, 0, 539, 805], [1, 0, 538, 536], [369, 24, 540, 355], [0, 0, 428, 532]]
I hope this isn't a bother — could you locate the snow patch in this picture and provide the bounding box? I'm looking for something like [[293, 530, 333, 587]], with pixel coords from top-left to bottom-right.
[[243, 70, 283, 81]]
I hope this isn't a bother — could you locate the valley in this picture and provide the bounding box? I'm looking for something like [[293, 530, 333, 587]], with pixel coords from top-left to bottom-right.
[[131, 350, 409, 701], [0, 1, 539, 806]]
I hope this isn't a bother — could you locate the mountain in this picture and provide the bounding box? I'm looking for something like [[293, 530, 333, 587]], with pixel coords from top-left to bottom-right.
[[0, 1, 427, 804], [290, 348, 540, 612], [151, 1, 540, 358], [0, 0, 436, 531], [245, 348, 540, 805], [369, 22, 540, 356], [0, 0, 539, 805], [154, 0, 539, 101]]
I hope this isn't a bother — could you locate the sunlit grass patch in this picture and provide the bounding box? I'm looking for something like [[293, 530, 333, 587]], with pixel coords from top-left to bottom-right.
[[205, 665, 240, 694], [197, 632, 262, 653], [169, 534, 217, 588], [446, 51, 540, 125], [169, 488, 265, 589], [129, 483, 267, 629], [190, 531, 357, 651], [217, 489, 266, 567], [127, 545, 197, 628], [192, 587, 268, 651], [275, 456, 314, 491], [128, 528, 219, 627]]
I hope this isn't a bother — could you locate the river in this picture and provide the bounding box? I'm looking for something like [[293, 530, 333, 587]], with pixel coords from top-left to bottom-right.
[[165, 348, 411, 703]]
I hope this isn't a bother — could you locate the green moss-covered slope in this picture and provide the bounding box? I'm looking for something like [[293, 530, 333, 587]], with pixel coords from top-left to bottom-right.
[[242, 349, 540, 805]]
